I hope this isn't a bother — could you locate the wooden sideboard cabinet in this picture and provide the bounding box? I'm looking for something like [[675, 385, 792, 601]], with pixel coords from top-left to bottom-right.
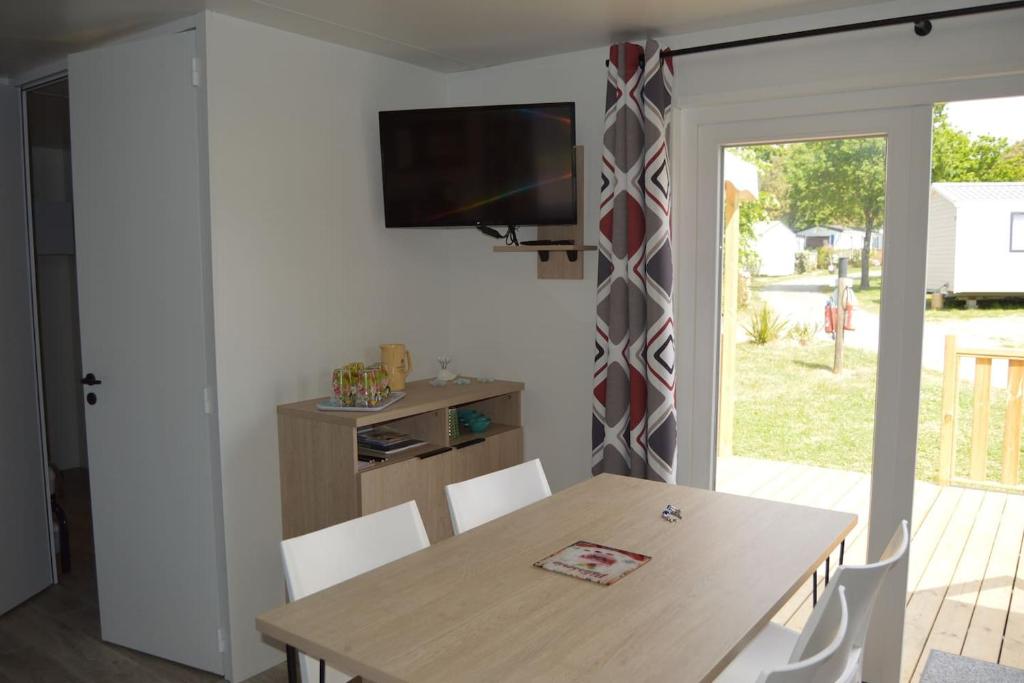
[[277, 379, 524, 543]]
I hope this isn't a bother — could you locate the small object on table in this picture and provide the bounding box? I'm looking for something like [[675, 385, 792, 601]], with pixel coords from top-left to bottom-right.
[[477, 376, 495, 383], [661, 504, 682, 523], [453, 377, 471, 385], [456, 408, 491, 434], [331, 363, 361, 405], [436, 355, 457, 382], [534, 540, 651, 586], [379, 343, 412, 391], [330, 362, 391, 408]]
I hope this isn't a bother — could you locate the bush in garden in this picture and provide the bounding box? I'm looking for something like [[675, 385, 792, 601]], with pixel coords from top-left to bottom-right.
[[738, 271, 751, 309], [794, 250, 816, 274], [817, 246, 834, 270], [743, 304, 789, 345], [789, 321, 821, 346]]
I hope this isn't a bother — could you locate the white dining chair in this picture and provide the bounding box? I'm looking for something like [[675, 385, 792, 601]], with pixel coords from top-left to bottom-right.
[[445, 458, 551, 534], [757, 586, 852, 683], [717, 520, 909, 683], [280, 501, 430, 683]]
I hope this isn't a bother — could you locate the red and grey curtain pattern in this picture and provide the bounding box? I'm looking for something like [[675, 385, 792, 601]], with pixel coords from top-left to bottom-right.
[[592, 40, 676, 483]]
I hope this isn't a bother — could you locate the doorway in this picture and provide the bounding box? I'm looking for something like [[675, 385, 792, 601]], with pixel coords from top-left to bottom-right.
[[0, 64, 233, 680], [715, 134, 890, 644], [24, 76, 91, 581], [901, 95, 1024, 679], [689, 106, 933, 682]]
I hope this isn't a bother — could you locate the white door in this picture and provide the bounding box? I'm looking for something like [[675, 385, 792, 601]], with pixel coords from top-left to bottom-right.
[[0, 85, 55, 616], [69, 30, 225, 674], [688, 106, 933, 682]]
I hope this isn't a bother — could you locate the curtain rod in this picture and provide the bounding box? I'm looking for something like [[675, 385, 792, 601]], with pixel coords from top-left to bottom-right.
[[611, 0, 1024, 61]]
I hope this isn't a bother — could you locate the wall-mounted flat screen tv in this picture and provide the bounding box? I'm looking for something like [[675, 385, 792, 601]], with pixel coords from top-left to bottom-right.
[[378, 102, 576, 228]]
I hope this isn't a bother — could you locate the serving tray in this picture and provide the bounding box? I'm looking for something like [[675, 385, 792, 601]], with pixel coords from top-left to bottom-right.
[[316, 391, 406, 412]]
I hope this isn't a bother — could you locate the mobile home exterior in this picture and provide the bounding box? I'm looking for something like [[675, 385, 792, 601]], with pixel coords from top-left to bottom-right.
[[926, 183, 1024, 296], [751, 221, 798, 276]]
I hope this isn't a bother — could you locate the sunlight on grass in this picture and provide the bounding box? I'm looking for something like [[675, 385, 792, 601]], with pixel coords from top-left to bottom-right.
[[926, 305, 1024, 320], [732, 341, 1019, 483]]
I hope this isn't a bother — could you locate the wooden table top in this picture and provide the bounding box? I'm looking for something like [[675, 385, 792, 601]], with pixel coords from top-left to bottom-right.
[[256, 474, 856, 683]]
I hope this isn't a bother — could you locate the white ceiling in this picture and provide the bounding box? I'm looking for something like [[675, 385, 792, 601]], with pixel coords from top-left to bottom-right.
[[0, 0, 897, 79]]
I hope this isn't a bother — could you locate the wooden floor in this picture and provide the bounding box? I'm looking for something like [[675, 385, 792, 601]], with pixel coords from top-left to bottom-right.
[[717, 456, 1024, 683], [0, 469, 287, 683]]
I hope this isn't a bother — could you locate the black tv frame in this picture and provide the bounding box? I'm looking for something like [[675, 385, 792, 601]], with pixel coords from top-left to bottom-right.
[[378, 101, 577, 229]]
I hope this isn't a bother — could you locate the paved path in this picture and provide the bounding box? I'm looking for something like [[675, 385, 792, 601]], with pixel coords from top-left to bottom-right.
[[749, 273, 1024, 388]]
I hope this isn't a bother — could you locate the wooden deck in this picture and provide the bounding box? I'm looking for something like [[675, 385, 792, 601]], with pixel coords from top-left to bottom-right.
[[717, 456, 1024, 682]]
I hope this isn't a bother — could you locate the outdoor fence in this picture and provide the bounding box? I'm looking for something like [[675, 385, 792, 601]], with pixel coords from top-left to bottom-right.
[[938, 335, 1024, 489]]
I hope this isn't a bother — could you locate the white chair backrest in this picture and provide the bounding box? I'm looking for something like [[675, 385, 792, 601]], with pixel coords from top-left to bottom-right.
[[280, 501, 429, 683], [445, 459, 551, 534], [791, 520, 910, 662], [758, 587, 851, 683]]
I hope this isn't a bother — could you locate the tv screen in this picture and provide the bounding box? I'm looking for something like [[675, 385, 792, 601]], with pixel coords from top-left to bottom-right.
[[378, 102, 576, 228]]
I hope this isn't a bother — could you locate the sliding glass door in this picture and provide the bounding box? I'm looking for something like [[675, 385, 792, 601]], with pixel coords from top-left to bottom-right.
[[688, 106, 933, 681]]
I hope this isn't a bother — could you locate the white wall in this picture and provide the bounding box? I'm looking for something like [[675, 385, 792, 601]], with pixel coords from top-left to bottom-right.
[[955, 201, 1024, 294], [202, 12, 451, 680], [444, 48, 605, 492], [671, 2, 1024, 109]]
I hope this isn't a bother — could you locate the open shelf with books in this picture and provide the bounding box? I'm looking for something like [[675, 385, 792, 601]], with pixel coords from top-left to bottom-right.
[[277, 378, 524, 543]]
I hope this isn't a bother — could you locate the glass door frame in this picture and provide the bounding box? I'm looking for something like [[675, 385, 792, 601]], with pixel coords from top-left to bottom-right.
[[686, 106, 933, 681]]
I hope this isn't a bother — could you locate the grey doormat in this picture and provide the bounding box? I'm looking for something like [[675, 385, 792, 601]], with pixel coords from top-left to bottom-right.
[[921, 651, 1024, 683]]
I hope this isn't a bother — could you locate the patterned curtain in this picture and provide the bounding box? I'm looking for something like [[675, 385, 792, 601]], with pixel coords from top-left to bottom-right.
[[592, 40, 676, 483]]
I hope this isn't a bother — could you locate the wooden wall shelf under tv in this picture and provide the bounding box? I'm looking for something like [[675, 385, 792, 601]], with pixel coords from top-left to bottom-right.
[[492, 145, 595, 280]]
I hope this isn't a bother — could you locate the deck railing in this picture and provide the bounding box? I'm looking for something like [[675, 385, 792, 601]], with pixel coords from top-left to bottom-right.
[[938, 335, 1024, 489]]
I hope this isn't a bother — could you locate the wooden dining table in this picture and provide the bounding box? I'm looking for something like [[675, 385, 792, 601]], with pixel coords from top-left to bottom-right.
[[256, 473, 856, 683]]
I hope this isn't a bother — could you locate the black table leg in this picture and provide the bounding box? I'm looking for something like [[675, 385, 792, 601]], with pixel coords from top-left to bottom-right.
[[286, 645, 299, 683]]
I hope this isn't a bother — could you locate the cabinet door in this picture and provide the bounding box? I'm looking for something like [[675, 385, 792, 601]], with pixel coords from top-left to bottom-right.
[[417, 452, 454, 541], [360, 458, 423, 518], [451, 429, 523, 485], [360, 454, 454, 543], [450, 441, 498, 484], [492, 428, 523, 471]]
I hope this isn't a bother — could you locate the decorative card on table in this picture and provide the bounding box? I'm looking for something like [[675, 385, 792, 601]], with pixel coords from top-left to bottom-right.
[[533, 541, 650, 586]]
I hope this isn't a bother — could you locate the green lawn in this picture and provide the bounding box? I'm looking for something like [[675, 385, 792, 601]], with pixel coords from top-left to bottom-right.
[[926, 303, 1024, 320], [850, 276, 882, 315], [731, 341, 1019, 483]]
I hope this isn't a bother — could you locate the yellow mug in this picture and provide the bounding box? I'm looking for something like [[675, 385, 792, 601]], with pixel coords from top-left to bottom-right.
[[379, 344, 412, 390]]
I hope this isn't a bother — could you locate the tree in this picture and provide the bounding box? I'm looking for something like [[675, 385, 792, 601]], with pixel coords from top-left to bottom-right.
[[733, 146, 787, 274], [932, 104, 1024, 182], [730, 107, 1023, 291], [785, 138, 886, 289]]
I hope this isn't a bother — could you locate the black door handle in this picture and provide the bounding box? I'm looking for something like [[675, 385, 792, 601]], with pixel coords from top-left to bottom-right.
[[81, 373, 102, 386]]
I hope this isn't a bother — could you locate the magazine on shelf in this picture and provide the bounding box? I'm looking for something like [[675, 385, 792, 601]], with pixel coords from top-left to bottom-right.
[[533, 541, 650, 586], [356, 426, 424, 454]]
